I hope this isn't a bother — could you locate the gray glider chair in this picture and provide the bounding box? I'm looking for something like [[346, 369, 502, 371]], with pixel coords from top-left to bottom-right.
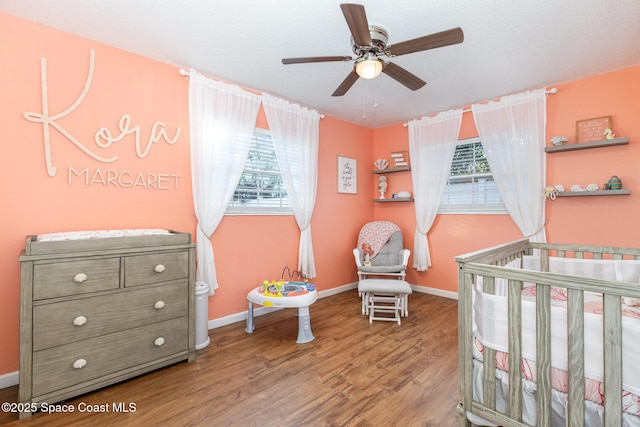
[[352, 222, 410, 281], [353, 221, 411, 320]]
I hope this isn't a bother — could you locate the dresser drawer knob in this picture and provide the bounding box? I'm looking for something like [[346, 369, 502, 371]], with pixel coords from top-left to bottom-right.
[[73, 273, 88, 283], [154, 264, 166, 273], [154, 337, 165, 347], [73, 358, 87, 369], [154, 300, 166, 309], [73, 316, 88, 326]]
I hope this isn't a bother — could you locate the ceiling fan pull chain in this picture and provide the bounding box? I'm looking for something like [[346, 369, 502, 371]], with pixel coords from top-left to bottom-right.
[[362, 90, 367, 120]]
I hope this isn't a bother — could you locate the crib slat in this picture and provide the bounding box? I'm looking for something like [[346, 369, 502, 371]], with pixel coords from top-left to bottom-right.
[[535, 283, 552, 426], [541, 249, 550, 272], [567, 288, 585, 426], [482, 276, 497, 410], [603, 294, 622, 426], [507, 279, 522, 422], [458, 270, 474, 427], [483, 347, 497, 411]]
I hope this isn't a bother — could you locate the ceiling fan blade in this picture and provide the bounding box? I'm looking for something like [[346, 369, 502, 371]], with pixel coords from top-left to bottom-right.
[[282, 56, 352, 64], [387, 27, 464, 57], [332, 71, 360, 96], [382, 62, 426, 91], [340, 3, 371, 47]]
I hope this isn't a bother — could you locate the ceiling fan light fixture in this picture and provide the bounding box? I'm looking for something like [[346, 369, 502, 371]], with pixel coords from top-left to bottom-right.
[[355, 54, 384, 79]]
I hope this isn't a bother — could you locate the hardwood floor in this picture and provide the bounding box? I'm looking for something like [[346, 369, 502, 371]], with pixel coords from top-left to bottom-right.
[[0, 290, 460, 426]]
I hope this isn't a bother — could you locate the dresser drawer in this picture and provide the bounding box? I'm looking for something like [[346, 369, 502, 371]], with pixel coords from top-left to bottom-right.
[[33, 258, 120, 300], [33, 282, 188, 351], [124, 251, 188, 287], [33, 317, 188, 396]]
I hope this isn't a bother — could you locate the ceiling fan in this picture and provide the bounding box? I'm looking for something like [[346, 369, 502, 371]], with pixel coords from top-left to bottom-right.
[[281, 3, 464, 96]]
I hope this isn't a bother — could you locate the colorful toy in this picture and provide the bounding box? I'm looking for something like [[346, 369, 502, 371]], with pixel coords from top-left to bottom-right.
[[259, 279, 313, 297], [257, 266, 314, 298]]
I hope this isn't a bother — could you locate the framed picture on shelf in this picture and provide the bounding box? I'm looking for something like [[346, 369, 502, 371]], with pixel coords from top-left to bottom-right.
[[390, 150, 410, 168], [337, 156, 357, 194], [576, 116, 611, 143]]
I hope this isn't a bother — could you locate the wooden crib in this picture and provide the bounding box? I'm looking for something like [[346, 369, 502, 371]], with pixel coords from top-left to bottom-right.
[[455, 238, 640, 426]]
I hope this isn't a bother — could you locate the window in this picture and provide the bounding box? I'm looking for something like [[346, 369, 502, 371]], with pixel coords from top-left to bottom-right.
[[439, 137, 506, 214], [227, 129, 293, 215]]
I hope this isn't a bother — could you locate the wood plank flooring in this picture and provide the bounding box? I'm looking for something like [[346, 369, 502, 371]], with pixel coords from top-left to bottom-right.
[[0, 290, 460, 426]]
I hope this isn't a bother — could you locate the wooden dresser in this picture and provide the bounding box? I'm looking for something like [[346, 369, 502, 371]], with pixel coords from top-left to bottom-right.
[[18, 230, 196, 419]]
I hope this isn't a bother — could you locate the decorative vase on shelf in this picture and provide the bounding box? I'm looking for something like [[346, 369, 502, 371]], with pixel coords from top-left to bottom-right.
[[606, 175, 622, 190], [378, 176, 387, 199]]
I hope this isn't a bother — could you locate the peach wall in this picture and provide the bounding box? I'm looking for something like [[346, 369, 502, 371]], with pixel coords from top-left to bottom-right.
[[2, 12, 639, 380], [210, 116, 374, 318], [372, 117, 521, 292], [545, 67, 640, 246], [371, 66, 640, 293], [0, 14, 372, 377]]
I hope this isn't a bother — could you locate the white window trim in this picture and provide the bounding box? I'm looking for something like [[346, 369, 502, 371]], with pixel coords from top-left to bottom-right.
[[439, 136, 508, 215]]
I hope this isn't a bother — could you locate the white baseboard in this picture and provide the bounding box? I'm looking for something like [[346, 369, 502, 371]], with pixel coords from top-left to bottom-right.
[[205, 281, 456, 332], [0, 371, 18, 389], [1, 281, 454, 390], [411, 285, 458, 300], [207, 282, 359, 330]]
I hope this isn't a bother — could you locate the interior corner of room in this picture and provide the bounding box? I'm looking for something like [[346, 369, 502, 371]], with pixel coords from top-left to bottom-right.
[[1, 1, 639, 424]]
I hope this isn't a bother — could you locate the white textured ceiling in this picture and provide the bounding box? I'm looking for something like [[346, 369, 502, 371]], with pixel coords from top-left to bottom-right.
[[2, 0, 640, 128]]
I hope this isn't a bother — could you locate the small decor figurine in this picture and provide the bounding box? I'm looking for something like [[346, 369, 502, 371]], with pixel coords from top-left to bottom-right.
[[603, 128, 615, 140], [550, 136, 568, 146], [373, 158, 389, 170], [378, 175, 387, 199], [543, 186, 558, 200], [361, 243, 374, 266]]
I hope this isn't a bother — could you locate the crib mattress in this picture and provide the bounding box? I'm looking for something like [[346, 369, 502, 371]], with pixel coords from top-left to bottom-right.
[[471, 358, 640, 427], [473, 285, 640, 416]]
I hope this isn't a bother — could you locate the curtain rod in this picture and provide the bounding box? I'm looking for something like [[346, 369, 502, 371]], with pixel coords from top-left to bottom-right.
[[402, 87, 558, 127], [178, 68, 325, 119]]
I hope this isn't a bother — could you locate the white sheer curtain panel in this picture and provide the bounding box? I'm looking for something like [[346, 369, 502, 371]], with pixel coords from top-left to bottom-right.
[[409, 109, 463, 271], [188, 70, 262, 294], [262, 93, 320, 278], [471, 88, 547, 242]]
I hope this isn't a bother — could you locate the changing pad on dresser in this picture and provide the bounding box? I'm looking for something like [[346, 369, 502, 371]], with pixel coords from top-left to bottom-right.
[[36, 228, 172, 242], [24, 229, 190, 256]]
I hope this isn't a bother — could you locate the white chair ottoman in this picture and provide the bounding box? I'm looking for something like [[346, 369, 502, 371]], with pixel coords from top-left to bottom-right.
[[357, 279, 412, 324]]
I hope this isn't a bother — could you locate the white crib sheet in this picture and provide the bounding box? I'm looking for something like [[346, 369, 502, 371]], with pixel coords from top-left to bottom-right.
[[473, 285, 640, 396]]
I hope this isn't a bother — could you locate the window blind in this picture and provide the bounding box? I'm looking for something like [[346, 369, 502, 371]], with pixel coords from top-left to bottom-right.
[[440, 138, 505, 213], [228, 130, 292, 214]]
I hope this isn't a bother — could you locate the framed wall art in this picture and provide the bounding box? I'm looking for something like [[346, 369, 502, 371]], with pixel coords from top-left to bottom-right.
[[337, 156, 357, 194], [576, 116, 611, 143], [390, 150, 410, 168]]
